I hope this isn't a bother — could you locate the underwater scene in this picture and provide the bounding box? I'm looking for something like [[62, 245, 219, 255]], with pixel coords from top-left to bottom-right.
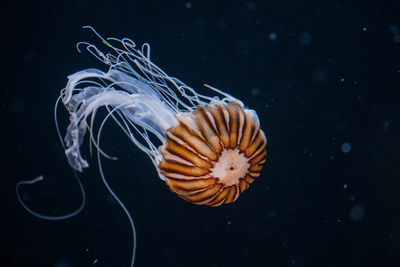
[[2, 1, 399, 266]]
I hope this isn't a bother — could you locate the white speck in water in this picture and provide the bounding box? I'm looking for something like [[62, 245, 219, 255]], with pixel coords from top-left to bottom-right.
[[93, 259, 98, 264], [343, 184, 348, 189], [227, 220, 232, 226], [269, 32, 277, 41], [185, 2, 192, 9], [341, 143, 352, 153], [362, 26, 367, 32]]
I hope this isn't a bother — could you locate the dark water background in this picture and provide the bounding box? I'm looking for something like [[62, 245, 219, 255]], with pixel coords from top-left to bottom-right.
[[1, 0, 399, 266]]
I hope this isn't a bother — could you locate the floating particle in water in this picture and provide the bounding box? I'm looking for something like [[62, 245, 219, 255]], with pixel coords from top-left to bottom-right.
[[93, 259, 98, 264], [349, 204, 365, 221], [383, 120, 389, 131], [9, 97, 24, 114], [185, 2, 192, 9], [107, 194, 115, 203], [227, 220, 232, 226], [267, 209, 277, 219], [299, 32, 312, 45], [24, 50, 37, 63], [343, 184, 348, 189], [244, 1, 256, 10], [269, 32, 277, 41], [341, 143, 352, 153], [388, 25, 400, 43], [233, 39, 252, 56], [362, 26, 367, 32], [54, 259, 72, 267], [251, 87, 260, 96], [312, 67, 327, 83], [388, 25, 399, 34]]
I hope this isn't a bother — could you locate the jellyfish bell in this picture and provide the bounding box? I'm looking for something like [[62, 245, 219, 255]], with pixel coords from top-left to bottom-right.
[[159, 101, 266, 206]]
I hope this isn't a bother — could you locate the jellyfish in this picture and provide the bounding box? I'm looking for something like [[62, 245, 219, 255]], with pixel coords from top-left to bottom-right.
[[17, 26, 267, 266]]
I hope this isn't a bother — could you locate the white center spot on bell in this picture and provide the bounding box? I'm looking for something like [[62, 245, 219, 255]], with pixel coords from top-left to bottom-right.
[[211, 148, 250, 186]]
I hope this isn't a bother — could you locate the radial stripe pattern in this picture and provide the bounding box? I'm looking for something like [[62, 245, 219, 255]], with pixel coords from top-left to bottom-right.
[[158, 100, 267, 206]]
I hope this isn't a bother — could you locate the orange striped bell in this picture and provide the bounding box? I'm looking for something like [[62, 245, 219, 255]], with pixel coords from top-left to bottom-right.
[[158, 100, 267, 206]]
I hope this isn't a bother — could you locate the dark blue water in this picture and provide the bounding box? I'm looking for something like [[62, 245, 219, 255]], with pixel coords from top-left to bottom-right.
[[2, 1, 399, 266]]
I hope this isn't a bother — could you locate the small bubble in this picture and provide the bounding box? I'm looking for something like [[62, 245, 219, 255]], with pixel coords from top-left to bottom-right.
[[244, 2, 256, 10], [388, 25, 399, 34], [343, 184, 348, 189], [337, 218, 342, 223], [341, 143, 352, 153], [394, 34, 400, 43], [24, 50, 37, 63], [349, 204, 365, 221], [93, 259, 98, 264], [107, 194, 115, 203], [312, 67, 327, 83], [9, 97, 24, 114], [227, 220, 232, 226], [184, 2, 192, 9], [251, 88, 260, 96], [267, 209, 277, 218], [299, 32, 312, 45], [362, 27, 367, 32], [269, 32, 277, 41], [383, 120, 389, 131], [54, 260, 72, 267]]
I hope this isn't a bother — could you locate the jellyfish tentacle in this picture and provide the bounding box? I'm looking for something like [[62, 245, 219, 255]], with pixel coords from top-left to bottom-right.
[[16, 173, 86, 221], [96, 104, 137, 267]]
